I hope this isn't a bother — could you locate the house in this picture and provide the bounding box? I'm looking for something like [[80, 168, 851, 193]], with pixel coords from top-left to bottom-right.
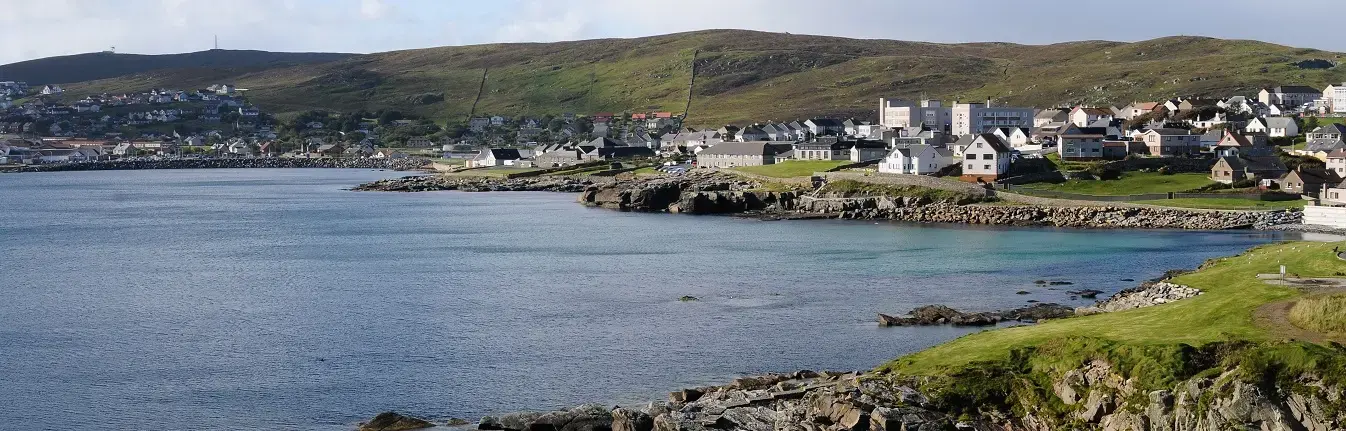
[[1215, 132, 1271, 157], [760, 123, 791, 141], [1101, 140, 1145, 160], [1199, 129, 1225, 150], [1219, 96, 1255, 116], [1308, 124, 1346, 142], [584, 146, 655, 161], [849, 139, 888, 162], [228, 141, 253, 156], [1244, 117, 1299, 138], [792, 137, 849, 161], [1259, 85, 1321, 108], [737, 125, 768, 142], [991, 127, 1031, 148], [879, 144, 954, 175], [373, 149, 408, 159], [716, 125, 741, 141], [804, 118, 845, 136], [315, 144, 345, 156], [1057, 125, 1108, 160], [1033, 108, 1070, 127], [40, 85, 63, 95], [878, 98, 952, 130], [239, 107, 260, 117], [1118, 102, 1161, 120], [112, 142, 138, 157], [490, 115, 508, 126], [534, 148, 586, 167], [1211, 156, 1287, 184], [469, 117, 491, 132], [623, 132, 660, 149], [1188, 111, 1227, 130], [1069, 106, 1114, 127], [405, 136, 433, 148], [470, 148, 523, 167], [1279, 167, 1340, 196], [1140, 128, 1201, 156], [696, 142, 787, 169], [306, 121, 324, 129], [960, 134, 1013, 183]]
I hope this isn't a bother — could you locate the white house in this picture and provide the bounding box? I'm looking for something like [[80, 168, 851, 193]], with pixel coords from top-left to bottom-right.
[[1259, 85, 1320, 108], [1057, 125, 1107, 160], [960, 133, 1013, 182], [40, 85, 63, 95], [879, 144, 953, 175], [228, 141, 253, 156], [373, 149, 408, 159], [469, 148, 523, 167], [1068, 106, 1114, 127], [1327, 149, 1346, 177], [1244, 117, 1299, 138], [991, 127, 1031, 148]]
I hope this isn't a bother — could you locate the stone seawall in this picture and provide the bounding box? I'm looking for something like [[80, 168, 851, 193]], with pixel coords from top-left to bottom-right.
[[1, 157, 430, 173]]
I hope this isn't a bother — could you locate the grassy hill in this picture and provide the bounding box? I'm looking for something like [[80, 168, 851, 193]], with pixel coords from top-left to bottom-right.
[[36, 30, 1346, 126], [0, 49, 355, 86]]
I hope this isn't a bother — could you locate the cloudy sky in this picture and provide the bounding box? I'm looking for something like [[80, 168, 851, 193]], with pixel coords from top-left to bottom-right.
[[3, 0, 1343, 65]]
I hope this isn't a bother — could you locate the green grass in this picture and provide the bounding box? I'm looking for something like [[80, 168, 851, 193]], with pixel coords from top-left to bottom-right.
[[1289, 294, 1346, 336], [818, 179, 988, 204], [885, 241, 1346, 376], [1024, 172, 1215, 196], [1133, 197, 1307, 210], [630, 167, 663, 176], [732, 160, 848, 178]]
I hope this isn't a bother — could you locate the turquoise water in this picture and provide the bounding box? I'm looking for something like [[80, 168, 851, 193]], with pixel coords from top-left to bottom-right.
[[0, 169, 1292, 430]]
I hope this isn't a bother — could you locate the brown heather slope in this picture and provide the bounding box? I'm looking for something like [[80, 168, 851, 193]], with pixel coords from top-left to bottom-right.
[[50, 30, 1346, 126]]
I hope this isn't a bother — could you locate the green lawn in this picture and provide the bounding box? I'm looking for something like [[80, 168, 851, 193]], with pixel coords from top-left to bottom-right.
[[631, 166, 663, 176], [1133, 197, 1307, 210], [885, 241, 1346, 375], [1025, 172, 1215, 196], [444, 167, 540, 178], [732, 160, 848, 178]]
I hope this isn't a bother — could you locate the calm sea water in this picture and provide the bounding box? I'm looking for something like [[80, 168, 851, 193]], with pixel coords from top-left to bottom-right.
[[0, 169, 1293, 430]]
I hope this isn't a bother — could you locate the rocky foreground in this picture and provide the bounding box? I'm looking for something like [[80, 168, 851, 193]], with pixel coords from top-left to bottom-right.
[[367, 361, 1341, 431], [2, 157, 430, 173]]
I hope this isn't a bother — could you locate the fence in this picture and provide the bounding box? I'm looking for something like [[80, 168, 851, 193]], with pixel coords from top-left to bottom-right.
[[1006, 184, 1301, 203]]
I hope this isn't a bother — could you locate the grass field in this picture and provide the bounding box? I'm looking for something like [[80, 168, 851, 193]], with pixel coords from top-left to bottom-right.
[[444, 167, 540, 178], [1290, 294, 1346, 336], [885, 241, 1346, 375], [1024, 172, 1215, 196], [1132, 197, 1308, 210], [630, 167, 662, 176], [732, 160, 848, 178]]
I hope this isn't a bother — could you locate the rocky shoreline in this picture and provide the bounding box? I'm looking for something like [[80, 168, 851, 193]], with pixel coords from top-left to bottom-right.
[[352, 175, 602, 192], [1, 157, 430, 173]]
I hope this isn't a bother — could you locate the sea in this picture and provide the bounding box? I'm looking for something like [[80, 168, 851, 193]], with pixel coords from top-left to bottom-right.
[[0, 169, 1298, 430]]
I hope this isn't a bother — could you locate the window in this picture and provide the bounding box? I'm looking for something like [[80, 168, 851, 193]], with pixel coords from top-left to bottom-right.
[[976, 142, 983, 148], [984, 164, 991, 170]]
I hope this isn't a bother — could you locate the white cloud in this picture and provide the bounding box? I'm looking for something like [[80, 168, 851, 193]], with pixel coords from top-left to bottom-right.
[[359, 0, 389, 20]]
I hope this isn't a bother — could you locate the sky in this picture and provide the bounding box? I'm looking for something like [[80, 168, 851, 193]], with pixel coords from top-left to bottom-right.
[[3, 0, 1345, 65]]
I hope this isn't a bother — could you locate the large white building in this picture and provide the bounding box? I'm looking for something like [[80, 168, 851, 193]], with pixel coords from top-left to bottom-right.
[[1322, 84, 1346, 114], [951, 101, 1034, 136], [878, 98, 951, 130]]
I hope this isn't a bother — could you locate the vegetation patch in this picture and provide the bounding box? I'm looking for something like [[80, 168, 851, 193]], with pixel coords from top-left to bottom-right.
[[818, 179, 988, 204], [732, 160, 848, 178], [1289, 294, 1346, 336], [1131, 198, 1306, 210], [1024, 172, 1214, 196]]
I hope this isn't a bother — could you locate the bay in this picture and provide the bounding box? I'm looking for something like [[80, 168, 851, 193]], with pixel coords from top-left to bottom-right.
[[0, 169, 1292, 430]]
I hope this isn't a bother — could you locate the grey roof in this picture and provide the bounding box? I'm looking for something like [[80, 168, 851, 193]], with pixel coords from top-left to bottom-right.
[[953, 134, 977, 148], [1265, 117, 1296, 129], [1312, 124, 1346, 135], [1272, 85, 1320, 94], [1219, 155, 1286, 173], [1034, 108, 1069, 120], [698, 141, 785, 156], [1306, 139, 1346, 153], [973, 134, 1012, 153], [1146, 128, 1191, 136], [806, 118, 843, 128], [587, 137, 626, 148]]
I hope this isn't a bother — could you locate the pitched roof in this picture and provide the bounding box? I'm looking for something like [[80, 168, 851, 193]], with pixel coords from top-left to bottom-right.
[[1219, 132, 1256, 148], [487, 148, 522, 159], [1145, 128, 1191, 136], [1306, 139, 1346, 153], [972, 133, 1011, 153], [1312, 124, 1346, 135], [1219, 156, 1286, 173], [1272, 85, 1320, 94], [805, 118, 843, 128], [1266, 117, 1296, 129], [1284, 167, 1341, 184], [587, 137, 625, 148], [698, 141, 784, 156]]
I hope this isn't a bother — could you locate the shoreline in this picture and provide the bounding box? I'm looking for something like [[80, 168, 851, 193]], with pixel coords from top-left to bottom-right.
[[0, 157, 431, 173], [353, 171, 1306, 231]]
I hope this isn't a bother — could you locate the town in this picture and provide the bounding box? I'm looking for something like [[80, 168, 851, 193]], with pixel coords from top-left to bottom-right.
[[8, 81, 1346, 213]]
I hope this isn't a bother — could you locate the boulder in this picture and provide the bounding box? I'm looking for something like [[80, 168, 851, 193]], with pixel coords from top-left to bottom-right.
[[611, 408, 653, 431], [360, 412, 436, 431]]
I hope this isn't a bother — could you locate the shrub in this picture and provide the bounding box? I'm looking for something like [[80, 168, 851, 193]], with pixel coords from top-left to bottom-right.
[[1158, 165, 1175, 175]]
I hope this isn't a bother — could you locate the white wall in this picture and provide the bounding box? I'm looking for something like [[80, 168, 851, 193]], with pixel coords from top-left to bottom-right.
[[1303, 205, 1346, 228]]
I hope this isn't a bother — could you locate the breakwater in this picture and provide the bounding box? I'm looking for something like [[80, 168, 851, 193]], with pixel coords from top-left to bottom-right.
[[1, 157, 430, 173]]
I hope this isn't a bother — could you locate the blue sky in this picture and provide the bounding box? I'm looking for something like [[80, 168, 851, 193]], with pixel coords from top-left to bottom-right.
[[3, 0, 1345, 65]]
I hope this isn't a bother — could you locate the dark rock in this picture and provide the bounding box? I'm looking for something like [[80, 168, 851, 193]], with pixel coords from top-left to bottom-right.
[[611, 408, 653, 431], [1047, 281, 1074, 286], [1016, 290, 1031, 295], [360, 412, 435, 431], [669, 388, 703, 404], [447, 418, 470, 426]]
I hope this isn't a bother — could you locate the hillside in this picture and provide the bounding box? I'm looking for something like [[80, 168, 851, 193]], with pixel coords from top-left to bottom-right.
[[0, 49, 355, 86], [45, 30, 1346, 126]]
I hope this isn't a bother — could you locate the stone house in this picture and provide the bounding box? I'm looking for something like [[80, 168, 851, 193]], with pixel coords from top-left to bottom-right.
[[696, 142, 787, 169], [1211, 156, 1287, 184]]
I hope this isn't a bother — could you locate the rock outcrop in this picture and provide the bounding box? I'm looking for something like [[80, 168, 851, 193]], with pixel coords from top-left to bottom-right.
[[3, 157, 429, 173], [878, 303, 1075, 327], [468, 363, 1342, 431], [1077, 282, 1202, 314], [360, 412, 435, 431]]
